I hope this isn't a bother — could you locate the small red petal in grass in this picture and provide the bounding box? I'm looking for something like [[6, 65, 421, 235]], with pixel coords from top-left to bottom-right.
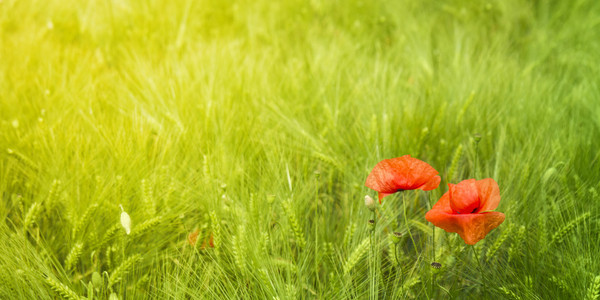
[[201, 234, 215, 249], [188, 230, 200, 246]]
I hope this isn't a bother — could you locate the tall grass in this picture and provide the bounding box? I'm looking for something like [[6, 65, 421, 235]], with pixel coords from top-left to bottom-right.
[[1, 0, 599, 298]]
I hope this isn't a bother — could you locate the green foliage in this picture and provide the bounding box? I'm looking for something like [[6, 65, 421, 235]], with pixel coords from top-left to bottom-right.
[[1, 0, 600, 298], [209, 211, 222, 257]]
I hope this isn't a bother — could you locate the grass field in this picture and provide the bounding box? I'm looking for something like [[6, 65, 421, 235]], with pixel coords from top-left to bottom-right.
[[1, 0, 600, 299]]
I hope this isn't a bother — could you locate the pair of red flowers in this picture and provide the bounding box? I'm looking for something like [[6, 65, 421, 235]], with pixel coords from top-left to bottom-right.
[[365, 155, 505, 245]]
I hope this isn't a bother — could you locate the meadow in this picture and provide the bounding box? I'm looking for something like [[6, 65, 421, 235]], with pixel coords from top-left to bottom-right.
[[1, 0, 600, 299]]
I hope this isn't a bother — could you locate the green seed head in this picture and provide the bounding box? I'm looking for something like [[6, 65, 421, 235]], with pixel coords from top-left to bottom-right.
[[367, 219, 375, 231], [392, 232, 402, 244]]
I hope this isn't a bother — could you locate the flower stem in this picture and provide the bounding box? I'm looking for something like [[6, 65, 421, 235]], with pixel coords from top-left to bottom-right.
[[474, 137, 480, 178], [402, 192, 418, 253], [369, 212, 376, 300], [431, 192, 437, 296], [314, 172, 320, 291], [471, 245, 486, 296], [431, 225, 436, 296], [395, 242, 403, 297]]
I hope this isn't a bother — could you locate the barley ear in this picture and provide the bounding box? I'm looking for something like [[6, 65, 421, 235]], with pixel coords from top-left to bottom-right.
[[485, 224, 512, 263], [108, 254, 142, 289], [64, 242, 84, 271], [23, 202, 42, 234], [447, 144, 463, 182], [45, 179, 62, 213], [548, 212, 590, 249], [586, 275, 600, 300], [98, 223, 121, 250], [140, 179, 156, 216], [232, 225, 247, 274], [45, 276, 81, 300], [508, 226, 526, 262], [499, 286, 522, 300], [72, 203, 99, 239], [281, 199, 306, 249], [130, 216, 163, 239], [209, 211, 222, 257], [343, 237, 370, 274], [342, 222, 356, 250]]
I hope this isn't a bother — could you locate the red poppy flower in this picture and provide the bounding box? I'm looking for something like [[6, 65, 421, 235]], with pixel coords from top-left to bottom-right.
[[425, 178, 505, 245], [365, 155, 441, 203]]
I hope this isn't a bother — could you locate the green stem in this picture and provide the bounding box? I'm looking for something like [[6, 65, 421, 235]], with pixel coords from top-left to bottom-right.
[[314, 173, 319, 290], [431, 192, 436, 297], [370, 211, 377, 300], [472, 245, 486, 296], [396, 243, 403, 298], [402, 192, 418, 253], [432, 225, 436, 296], [475, 140, 480, 178], [394, 244, 401, 271]]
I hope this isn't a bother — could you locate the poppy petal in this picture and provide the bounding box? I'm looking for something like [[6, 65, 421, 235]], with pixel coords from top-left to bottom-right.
[[449, 180, 480, 214], [366, 155, 409, 193], [419, 175, 441, 191], [427, 190, 453, 213], [365, 155, 439, 194], [378, 192, 394, 203], [476, 178, 501, 212], [425, 191, 505, 245], [426, 209, 505, 245]]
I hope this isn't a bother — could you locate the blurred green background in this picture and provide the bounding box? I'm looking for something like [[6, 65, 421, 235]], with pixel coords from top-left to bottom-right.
[[1, 0, 599, 298]]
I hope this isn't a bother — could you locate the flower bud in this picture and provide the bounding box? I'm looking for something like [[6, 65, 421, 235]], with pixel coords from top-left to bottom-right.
[[119, 204, 131, 235], [364, 195, 376, 211], [392, 231, 402, 244], [473, 133, 482, 143], [367, 219, 375, 231]]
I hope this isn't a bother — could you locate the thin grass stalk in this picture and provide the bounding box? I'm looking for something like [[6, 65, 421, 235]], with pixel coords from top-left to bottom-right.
[[402, 192, 417, 253], [369, 212, 376, 300], [472, 245, 487, 297]]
